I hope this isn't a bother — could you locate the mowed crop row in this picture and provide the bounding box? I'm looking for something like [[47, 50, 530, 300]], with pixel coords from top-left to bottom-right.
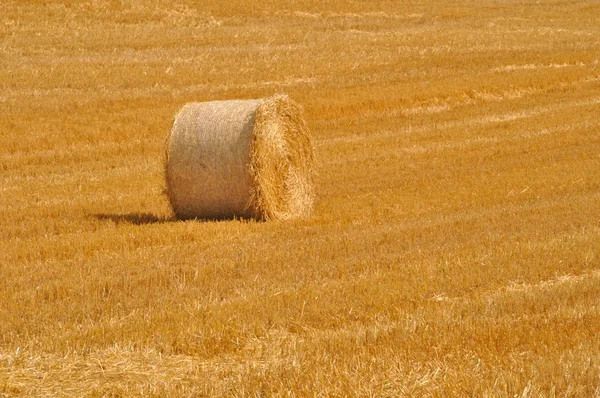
[[1, 0, 599, 396]]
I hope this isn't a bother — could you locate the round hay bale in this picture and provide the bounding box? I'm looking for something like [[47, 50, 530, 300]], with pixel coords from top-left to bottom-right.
[[165, 94, 314, 221]]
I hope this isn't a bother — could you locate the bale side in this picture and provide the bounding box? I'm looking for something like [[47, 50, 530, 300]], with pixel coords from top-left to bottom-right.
[[165, 100, 261, 219]]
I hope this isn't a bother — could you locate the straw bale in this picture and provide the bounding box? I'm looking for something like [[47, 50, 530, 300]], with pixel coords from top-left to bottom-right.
[[165, 95, 314, 220]]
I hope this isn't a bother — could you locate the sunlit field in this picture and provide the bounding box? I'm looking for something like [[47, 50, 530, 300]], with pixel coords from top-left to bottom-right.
[[1, 0, 599, 396]]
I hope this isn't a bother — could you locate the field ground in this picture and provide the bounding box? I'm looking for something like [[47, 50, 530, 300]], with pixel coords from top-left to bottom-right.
[[1, 0, 600, 396]]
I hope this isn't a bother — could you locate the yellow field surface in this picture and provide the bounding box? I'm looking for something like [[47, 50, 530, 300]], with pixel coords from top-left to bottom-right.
[[1, 0, 600, 396]]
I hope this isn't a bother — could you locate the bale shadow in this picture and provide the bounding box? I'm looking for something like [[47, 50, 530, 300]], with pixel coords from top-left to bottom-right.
[[93, 212, 175, 225], [92, 212, 253, 225]]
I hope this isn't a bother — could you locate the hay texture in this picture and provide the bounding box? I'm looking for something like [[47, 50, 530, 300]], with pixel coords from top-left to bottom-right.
[[165, 95, 314, 221]]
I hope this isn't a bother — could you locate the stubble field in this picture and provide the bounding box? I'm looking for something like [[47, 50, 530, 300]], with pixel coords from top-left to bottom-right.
[[1, 0, 600, 396]]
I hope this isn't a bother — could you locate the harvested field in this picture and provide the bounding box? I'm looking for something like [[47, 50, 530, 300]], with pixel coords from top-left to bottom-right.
[[1, 0, 599, 396]]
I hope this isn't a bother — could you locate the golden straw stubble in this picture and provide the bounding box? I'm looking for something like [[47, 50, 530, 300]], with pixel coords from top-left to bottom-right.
[[165, 94, 315, 221]]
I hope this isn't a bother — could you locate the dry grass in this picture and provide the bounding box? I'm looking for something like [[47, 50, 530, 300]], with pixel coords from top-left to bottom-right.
[[1, 0, 600, 396]]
